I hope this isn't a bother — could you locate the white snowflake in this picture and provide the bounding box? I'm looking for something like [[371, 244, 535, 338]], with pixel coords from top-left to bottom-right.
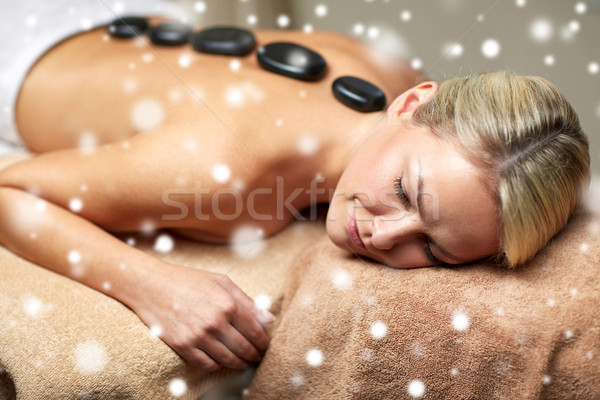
[[69, 198, 84, 213], [254, 294, 272, 311], [353, 23, 365, 36], [411, 58, 422, 69], [169, 378, 187, 397], [568, 20, 580, 33], [68, 250, 82, 264], [544, 54, 555, 66], [542, 375, 552, 385], [588, 62, 599, 75], [315, 4, 328, 17], [74, 340, 108, 374], [22, 295, 44, 317], [224, 82, 264, 107], [306, 349, 324, 367], [277, 14, 290, 28], [35, 200, 47, 213], [231, 225, 266, 258], [452, 311, 470, 331], [247, 14, 258, 25], [229, 59, 241, 71], [290, 372, 305, 387], [481, 39, 501, 58], [298, 135, 319, 156], [443, 42, 463, 58], [400, 10, 412, 22], [575, 2, 587, 14], [194, 1, 206, 13], [530, 18, 554, 42], [370, 321, 388, 339], [331, 269, 353, 290], [154, 234, 175, 253], [80, 18, 93, 30], [212, 164, 231, 183], [131, 99, 164, 131], [141, 52, 154, 63], [178, 53, 193, 68], [564, 330, 574, 339], [407, 379, 425, 398], [515, 0, 526, 7], [150, 324, 164, 338], [367, 26, 380, 39], [78, 131, 98, 153]]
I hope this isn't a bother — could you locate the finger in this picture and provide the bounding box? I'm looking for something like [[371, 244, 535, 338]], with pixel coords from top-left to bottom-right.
[[220, 278, 276, 326], [217, 325, 261, 364], [196, 335, 249, 370], [179, 347, 221, 372], [218, 282, 272, 352]]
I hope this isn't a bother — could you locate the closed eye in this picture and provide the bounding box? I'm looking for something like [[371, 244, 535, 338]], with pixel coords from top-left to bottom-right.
[[394, 177, 410, 206], [424, 238, 441, 267]]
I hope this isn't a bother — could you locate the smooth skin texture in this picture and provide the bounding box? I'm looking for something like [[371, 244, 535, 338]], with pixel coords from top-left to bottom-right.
[[0, 22, 497, 370], [326, 83, 500, 268]]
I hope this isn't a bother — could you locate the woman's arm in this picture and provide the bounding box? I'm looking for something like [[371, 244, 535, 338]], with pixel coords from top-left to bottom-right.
[[0, 136, 273, 370]]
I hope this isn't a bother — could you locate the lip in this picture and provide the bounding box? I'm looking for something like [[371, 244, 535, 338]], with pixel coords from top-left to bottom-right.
[[348, 207, 366, 249]]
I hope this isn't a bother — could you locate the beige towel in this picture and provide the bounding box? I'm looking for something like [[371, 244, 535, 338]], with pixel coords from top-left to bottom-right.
[[246, 201, 600, 399], [0, 153, 326, 400]]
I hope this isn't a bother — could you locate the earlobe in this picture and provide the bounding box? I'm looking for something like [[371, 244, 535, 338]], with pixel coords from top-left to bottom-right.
[[387, 81, 439, 119]]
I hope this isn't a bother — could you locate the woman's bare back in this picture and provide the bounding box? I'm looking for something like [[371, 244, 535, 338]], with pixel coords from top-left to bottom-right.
[[12, 22, 422, 240]]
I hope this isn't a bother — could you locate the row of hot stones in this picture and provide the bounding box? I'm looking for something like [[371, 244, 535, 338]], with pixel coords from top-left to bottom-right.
[[108, 17, 386, 112]]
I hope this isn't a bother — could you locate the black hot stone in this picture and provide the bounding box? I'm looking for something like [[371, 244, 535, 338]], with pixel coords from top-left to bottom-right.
[[107, 16, 149, 39], [191, 27, 256, 56], [332, 76, 386, 112], [257, 42, 326, 81], [148, 22, 192, 46]]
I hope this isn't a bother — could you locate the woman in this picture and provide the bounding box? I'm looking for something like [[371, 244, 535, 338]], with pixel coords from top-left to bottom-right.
[[0, 17, 589, 372]]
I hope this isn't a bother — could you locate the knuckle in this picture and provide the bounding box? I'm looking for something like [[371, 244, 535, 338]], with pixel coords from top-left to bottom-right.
[[170, 334, 191, 352], [202, 316, 224, 333], [219, 298, 238, 316]]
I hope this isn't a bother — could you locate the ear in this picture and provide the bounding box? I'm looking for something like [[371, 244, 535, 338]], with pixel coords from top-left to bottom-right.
[[386, 81, 439, 119]]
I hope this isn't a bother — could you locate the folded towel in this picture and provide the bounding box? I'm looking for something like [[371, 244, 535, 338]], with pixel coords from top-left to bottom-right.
[[246, 200, 600, 399]]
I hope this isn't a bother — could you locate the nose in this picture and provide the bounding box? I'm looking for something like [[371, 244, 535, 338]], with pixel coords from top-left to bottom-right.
[[370, 214, 420, 251]]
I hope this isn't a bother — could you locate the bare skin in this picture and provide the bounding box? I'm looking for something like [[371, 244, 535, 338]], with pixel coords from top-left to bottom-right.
[[0, 23, 425, 371]]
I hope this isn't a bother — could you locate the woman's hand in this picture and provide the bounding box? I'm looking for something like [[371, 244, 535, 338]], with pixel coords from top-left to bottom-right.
[[129, 263, 275, 371]]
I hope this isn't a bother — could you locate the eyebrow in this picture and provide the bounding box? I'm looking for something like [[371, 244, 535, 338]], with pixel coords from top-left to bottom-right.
[[414, 160, 466, 264]]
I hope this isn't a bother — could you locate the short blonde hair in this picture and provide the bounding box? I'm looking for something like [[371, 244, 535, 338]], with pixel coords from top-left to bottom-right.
[[412, 71, 590, 267]]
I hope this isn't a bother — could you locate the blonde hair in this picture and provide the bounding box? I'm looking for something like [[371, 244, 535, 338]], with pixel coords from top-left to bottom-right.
[[412, 71, 590, 267]]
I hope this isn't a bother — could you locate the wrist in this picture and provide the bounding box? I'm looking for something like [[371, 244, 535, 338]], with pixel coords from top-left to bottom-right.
[[109, 252, 174, 311]]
